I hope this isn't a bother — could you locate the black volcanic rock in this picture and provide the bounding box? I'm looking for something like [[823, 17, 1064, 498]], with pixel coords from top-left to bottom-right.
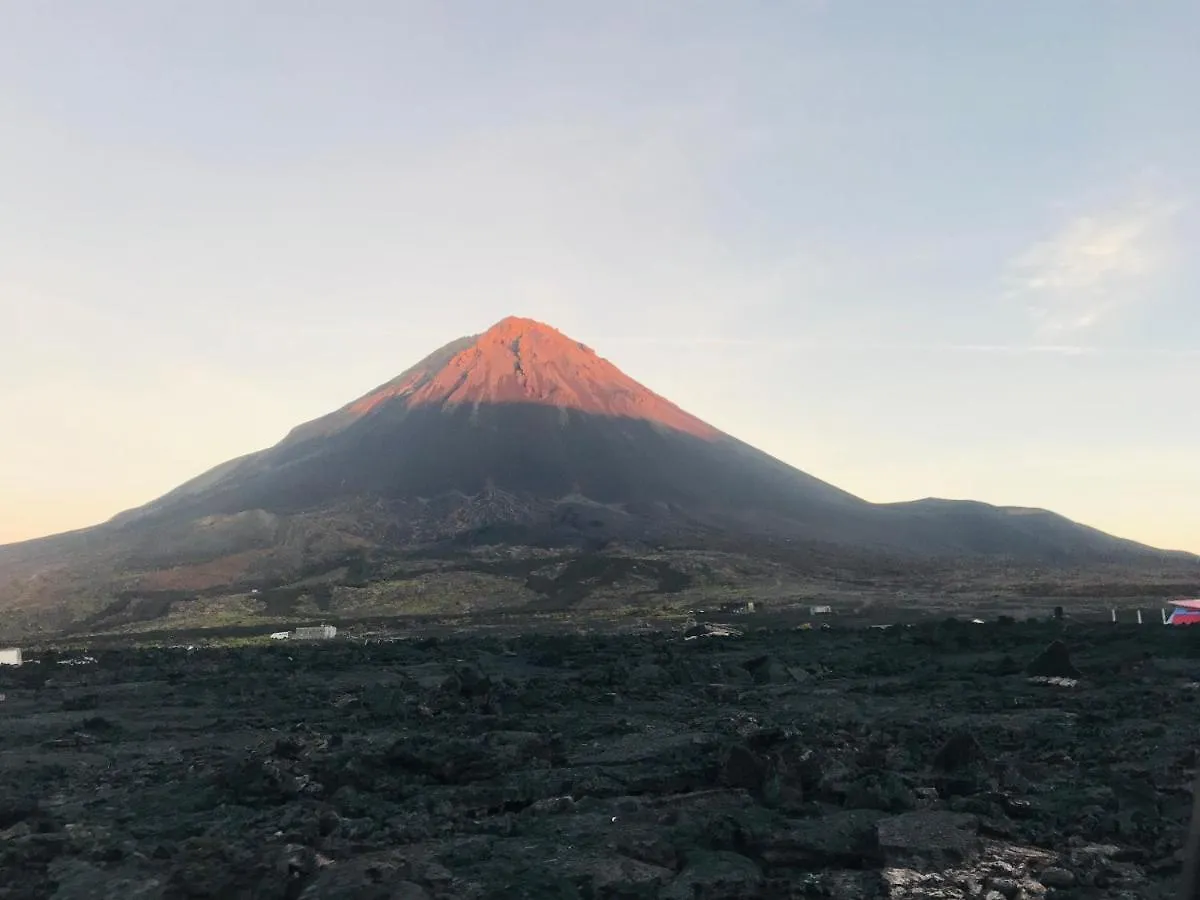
[[933, 732, 988, 772], [1027, 641, 1081, 679]]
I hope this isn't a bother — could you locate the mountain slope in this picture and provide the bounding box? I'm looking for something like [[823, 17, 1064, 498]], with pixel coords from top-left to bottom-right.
[[115, 316, 868, 533], [0, 316, 1193, 632]]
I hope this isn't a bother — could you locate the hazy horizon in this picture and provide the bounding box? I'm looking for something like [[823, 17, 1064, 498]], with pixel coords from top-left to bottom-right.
[[2, 2, 1197, 552]]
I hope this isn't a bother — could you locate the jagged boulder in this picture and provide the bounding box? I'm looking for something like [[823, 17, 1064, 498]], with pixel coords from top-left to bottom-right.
[[1026, 640, 1080, 679]]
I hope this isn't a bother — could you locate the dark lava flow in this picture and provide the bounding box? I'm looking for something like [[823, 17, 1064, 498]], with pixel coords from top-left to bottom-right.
[[1, 620, 1197, 899]]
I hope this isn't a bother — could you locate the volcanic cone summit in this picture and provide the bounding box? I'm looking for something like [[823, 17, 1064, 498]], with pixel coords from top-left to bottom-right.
[[325, 316, 718, 440]]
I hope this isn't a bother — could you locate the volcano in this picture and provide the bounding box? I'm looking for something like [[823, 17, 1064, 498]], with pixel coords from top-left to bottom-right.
[[0, 316, 1192, 635], [126, 316, 865, 532]]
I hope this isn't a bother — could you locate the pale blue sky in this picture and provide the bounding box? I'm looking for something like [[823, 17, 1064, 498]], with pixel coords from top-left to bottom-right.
[[1, 1, 1197, 550]]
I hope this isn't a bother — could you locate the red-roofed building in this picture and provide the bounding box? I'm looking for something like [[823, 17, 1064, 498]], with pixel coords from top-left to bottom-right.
[[1167, 599, 1200, 625]]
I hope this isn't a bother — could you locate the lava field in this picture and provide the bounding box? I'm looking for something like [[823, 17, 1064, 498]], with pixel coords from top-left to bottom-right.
[[1, 620, 1197, 899]]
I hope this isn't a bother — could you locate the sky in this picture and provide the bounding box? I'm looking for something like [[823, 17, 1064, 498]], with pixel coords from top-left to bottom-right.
[[1, 1, 1197, 552]]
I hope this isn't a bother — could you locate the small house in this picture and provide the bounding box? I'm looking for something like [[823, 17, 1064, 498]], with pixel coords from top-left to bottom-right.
[[293, 625, 338, 640], [1167, 599, 1200, 626], [0, 648, 23, 666]]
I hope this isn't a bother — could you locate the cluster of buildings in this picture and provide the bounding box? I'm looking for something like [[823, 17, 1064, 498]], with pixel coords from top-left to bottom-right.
[[269, 624, 338, 641], [717, 601, 756, 615], [0, 623, 342, 664], [2, 597, 1196, 663], [1102, 599, 1200, 625]]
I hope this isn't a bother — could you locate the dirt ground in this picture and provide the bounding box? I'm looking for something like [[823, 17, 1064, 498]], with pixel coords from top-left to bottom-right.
[[1, 620, 1197, 899]]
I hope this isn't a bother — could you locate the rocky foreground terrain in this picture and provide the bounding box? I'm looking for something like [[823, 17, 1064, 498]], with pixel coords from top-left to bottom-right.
[[1, 620, 1197, 899]]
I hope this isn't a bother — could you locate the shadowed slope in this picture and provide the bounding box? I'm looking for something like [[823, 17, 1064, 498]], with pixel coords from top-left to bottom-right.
[[121, 317, 859, 527], [132, 401, 867, 529]]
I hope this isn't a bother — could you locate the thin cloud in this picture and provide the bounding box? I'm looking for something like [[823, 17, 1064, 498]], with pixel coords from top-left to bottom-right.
[[606, 335, 1198, 358], [941, 344, 1195, 358], [945, 343, 1097, 356], [1008, 195, 1183, 336]]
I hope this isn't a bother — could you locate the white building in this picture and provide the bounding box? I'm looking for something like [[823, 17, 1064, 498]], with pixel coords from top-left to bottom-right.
[[0, 648, 23, 666], [293, 625, 337, 640], [810, 605, 833, 615]]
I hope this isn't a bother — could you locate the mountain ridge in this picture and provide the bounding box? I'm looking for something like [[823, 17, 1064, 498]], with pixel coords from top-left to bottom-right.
[[3, 316, 1190, 559], [0, 315, 1194, 636]]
